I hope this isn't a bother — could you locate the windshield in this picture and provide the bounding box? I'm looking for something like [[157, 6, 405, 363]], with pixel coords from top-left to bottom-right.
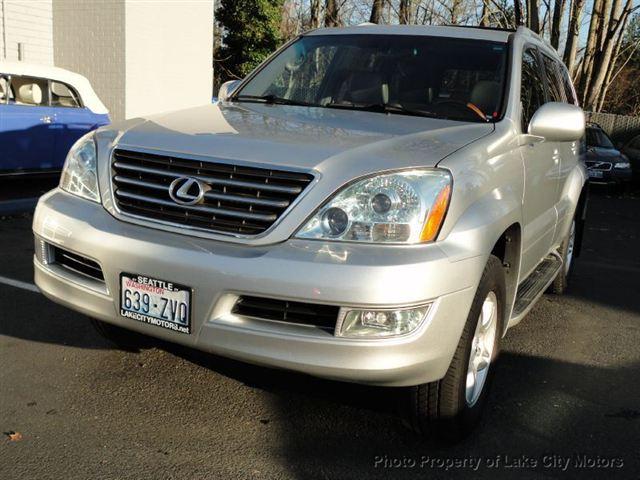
[[586, 128, 615, 149], [233, 34, 508, 123]]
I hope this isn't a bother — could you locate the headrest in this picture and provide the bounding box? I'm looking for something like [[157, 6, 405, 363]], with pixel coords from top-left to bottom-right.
[[470, 81, 501, 115], [18, 83, 43, 105]]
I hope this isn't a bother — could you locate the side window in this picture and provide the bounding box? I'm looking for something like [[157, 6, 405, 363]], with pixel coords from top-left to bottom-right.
[[0, 75, 9, 104], [10, 75, 49, 107], [559, 65, 578, 105], [51, 80, 82, 108], [541, 54, 564, 103], [521, 48, 545, 132]]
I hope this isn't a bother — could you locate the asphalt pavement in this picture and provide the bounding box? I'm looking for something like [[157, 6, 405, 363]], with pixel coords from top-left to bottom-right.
[[0, 185, 639, 479]]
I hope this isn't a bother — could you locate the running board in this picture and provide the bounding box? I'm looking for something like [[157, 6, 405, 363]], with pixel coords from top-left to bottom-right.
[[511, 253, 563, 319]]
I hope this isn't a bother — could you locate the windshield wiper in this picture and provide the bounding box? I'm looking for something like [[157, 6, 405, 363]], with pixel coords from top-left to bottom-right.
[[233, 94, 314, 107], [324, 102, 441, 119]]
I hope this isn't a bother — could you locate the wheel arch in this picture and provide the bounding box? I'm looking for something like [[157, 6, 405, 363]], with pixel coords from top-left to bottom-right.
[[489, 223, 522, 335]]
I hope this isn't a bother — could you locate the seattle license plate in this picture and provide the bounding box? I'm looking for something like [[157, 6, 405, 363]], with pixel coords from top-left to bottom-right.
[[120, 273, 191, 334], [588, 169, 604, 179]]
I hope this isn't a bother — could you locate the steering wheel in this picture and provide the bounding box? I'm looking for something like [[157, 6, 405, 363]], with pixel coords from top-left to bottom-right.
[[432, 99, 488, 121]]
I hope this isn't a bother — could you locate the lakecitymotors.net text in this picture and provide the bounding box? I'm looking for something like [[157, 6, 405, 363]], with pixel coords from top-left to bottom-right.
[[373, 454, 624, 471]]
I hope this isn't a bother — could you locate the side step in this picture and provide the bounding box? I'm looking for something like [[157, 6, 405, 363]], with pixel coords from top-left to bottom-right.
[[512, 253, 563, 317]]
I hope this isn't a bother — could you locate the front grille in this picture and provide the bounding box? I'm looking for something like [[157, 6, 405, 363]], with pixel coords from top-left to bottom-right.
[[112, 149, 314, 236], [51, 246, 104, 282], [585, 161, 612, 171], [232, 296, 340, 333]]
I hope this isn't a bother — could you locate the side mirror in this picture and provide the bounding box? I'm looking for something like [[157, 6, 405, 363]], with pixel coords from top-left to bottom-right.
[[528, 102, 585, 142], [218, 80, 241, 102]]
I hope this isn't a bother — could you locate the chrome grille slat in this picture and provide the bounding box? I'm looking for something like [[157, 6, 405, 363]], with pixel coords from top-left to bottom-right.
[[117, 151, 311, 182], [112, 149, 313, 235], [115, 190, 278, 222], [113, 175, 290, 208], [113, 162, 303, 194]]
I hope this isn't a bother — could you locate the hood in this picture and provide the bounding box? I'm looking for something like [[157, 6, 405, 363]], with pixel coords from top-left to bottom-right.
[[116, 103, 493, 175], [586, 146, 623, 161]]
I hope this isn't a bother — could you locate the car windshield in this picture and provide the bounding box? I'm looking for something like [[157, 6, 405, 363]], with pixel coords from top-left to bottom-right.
[[586, 128, 615, 149], [233, 34, 508, 123]]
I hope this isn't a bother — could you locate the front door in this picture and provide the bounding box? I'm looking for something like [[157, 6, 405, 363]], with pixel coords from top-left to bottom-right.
[[0, 75, 55, 174], [518, 47, 560, 278]]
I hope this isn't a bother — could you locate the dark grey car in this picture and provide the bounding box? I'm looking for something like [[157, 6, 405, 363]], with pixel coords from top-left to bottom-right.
[[585, 124, 632, 186]]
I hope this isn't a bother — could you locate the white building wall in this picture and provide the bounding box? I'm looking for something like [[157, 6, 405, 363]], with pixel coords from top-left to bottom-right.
[[124, 1, 213, 119], [0, 0, 54, 65], [52, 0, 126, 120], [52, 0, 213, 121]]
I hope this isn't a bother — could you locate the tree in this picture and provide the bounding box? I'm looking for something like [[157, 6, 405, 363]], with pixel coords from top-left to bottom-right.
[[563, 0, 586, 75], [550, 0, 566, 49], [399, 0, 413, 24], [215, 0, 284, 81], [526, 0, 540, 33], [325, 0, 341, 26], [370, 0, 385, 23], [310, 0, 322, 28], [480, 0, 491, 26], [579, 0, 638, 110]]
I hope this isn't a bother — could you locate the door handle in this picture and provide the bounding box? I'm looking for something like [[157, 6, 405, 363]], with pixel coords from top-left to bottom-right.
[[40, 116, 52, 124]]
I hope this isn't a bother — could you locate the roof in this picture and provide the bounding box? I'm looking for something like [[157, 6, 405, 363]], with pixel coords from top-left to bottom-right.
[[305, 24, 514, 43], [0, 61, 108, 115]]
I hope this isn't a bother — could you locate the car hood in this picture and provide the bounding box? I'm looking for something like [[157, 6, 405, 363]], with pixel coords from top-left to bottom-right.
[[586, 147, 623, 161], [115, 103, 493, 175]]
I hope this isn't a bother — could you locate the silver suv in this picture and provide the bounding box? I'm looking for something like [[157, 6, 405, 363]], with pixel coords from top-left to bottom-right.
[[33, 25, 586, 441]]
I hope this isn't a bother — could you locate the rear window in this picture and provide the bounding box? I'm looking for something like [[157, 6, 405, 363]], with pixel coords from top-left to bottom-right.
[[51, 80, 82, 108]]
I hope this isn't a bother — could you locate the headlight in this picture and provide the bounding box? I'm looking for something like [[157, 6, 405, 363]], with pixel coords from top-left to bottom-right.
[[296, 169, 451, 244], [614, 162, 631, 169], [60, 132, 100, 203]]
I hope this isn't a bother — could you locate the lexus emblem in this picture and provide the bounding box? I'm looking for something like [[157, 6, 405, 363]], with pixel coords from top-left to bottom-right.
[[169, 177, 209, 206]]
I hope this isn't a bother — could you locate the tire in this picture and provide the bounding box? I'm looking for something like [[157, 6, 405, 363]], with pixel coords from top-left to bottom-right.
[[550, 218, 576, 295], [90, 319, 151, 351], [400, 255, 505, 443]]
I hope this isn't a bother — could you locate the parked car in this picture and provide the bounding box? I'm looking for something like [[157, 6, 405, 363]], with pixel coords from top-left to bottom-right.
[[0, 62, 110, 176], [584, 123, 632, 186], [33, 25, 587, 441], [620, 133, 640, 182]]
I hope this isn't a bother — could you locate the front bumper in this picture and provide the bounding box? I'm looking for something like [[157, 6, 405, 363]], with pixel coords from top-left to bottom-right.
[[33, 190, 486, 387], [587, 167, 632, 184]]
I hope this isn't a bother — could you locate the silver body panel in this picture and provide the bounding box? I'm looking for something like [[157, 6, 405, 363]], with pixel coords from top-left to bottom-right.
[[32, 26, 586, 386]]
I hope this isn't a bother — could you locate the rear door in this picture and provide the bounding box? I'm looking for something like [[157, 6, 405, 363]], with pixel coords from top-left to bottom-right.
[[0, 75, 55, 174], [50, 79, 101, 168], [519, 47, 561, 278]]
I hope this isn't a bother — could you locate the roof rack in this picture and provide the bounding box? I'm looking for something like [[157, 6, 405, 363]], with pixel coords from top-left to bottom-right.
[[444, 24, 516, 33]]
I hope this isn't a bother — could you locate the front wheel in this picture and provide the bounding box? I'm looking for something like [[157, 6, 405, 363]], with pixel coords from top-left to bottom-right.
[[400, 255, 505, 442]]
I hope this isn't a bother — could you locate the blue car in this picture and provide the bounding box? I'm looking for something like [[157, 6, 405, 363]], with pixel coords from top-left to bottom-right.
[[1, 62, 110, 176]]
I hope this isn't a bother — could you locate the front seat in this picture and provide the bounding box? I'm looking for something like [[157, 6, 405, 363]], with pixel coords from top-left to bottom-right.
[[470, 80, 501, 116], [336, 72, 385, 105], [17, 83, 43, 106]]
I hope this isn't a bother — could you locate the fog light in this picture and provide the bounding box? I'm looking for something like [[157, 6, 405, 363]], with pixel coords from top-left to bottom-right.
[[337, 304, 431, 338]]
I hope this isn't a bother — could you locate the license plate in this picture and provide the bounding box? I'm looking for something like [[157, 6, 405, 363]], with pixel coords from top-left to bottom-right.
[[588, 169, 604, 179], [120, 273, 191, 334]]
